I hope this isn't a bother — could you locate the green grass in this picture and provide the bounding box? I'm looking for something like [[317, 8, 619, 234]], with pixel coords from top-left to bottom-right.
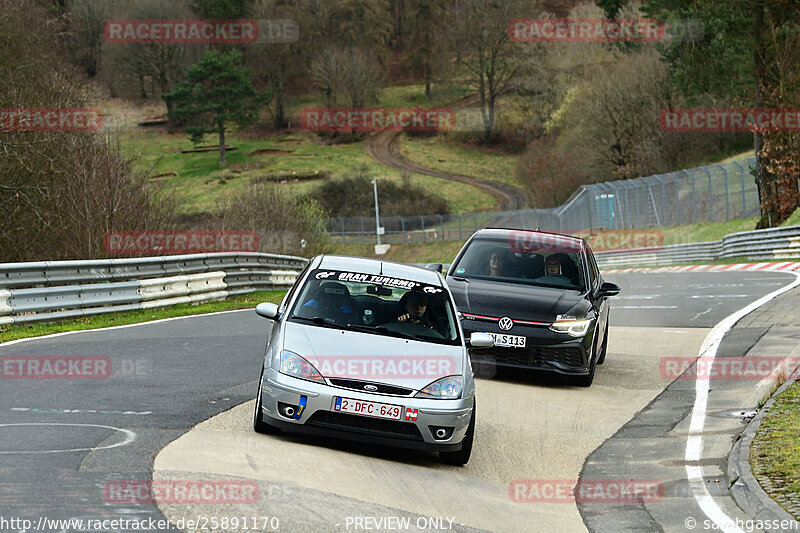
[[780, 207, 800, 227], [659, 217, 762, 245], [752, 380, 800, 503], [0, 290, 286, 343], [122, 128, 495, 214], [396, 133, 523, 188]]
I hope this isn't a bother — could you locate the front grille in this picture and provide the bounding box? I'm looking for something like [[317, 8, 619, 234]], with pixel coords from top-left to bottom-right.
[[306, 411, 423, 441], [471, 345, 584, 369], [328, 379, 414, 396]]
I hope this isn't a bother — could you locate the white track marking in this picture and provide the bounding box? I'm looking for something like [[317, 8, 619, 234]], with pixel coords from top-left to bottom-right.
[[0, 423, 136, 454], [685, 270, 800, 532]]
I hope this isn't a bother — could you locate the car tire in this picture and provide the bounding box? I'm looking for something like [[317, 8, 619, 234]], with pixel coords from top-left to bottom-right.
[[439, 399, 475, 466], [571, 328, 598, 387], [596, 321, 609, 365], [254, 370, 281, 435]]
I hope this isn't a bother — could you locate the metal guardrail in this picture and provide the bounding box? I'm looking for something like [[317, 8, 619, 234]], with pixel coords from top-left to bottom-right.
[[2, 225, 798, 325], [0, 253, 308, 325], [595, 225, 800, 268]]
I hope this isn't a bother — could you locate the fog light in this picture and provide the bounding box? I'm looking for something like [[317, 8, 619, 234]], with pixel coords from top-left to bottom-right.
[[278, 402, 297, 418], [429, 426, 454, 440]]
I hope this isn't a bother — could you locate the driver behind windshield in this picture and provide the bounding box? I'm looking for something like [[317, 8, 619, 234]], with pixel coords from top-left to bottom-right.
[[396, 291, 431, 326]]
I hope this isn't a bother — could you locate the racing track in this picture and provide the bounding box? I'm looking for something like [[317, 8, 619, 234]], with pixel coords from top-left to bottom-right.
[[364, 95, 529, 212], [0, 271, 797, 532]]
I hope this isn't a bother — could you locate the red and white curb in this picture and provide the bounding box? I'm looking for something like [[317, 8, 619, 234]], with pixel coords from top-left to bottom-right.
[[601, 262, 800, 275]]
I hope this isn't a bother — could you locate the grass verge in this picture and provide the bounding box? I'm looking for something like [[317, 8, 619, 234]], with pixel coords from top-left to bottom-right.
[[396, 132, 523, 188], [122, 129, 495, 214], [752, 379, 800, 515], [0, 290, 286, 343]]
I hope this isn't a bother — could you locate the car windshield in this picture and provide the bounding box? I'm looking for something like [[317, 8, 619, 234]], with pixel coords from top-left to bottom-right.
[[289, 269, 461, 345], [450, 233, 586, 291]]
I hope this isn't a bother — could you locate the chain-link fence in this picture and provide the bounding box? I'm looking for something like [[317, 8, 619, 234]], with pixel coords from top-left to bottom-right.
[[326, 157, 759, 243]]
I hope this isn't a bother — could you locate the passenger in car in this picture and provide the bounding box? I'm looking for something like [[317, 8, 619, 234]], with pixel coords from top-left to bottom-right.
[[486, 248, 509, 277]]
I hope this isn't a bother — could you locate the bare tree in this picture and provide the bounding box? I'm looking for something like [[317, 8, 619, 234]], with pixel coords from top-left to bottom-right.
[[451, 0, 531, 142], [64, 0, 117, 77], [311, 47, 382, 109], [103, 0, 200, 106]]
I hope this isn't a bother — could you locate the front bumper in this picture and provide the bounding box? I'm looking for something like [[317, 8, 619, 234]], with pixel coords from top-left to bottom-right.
[[462, 320, 594, 375], [258, 370, 474, 452]]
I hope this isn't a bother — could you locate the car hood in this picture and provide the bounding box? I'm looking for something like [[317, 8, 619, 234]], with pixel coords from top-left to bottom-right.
[[282, 321, 465, 390], [446, 277, 590, 323]]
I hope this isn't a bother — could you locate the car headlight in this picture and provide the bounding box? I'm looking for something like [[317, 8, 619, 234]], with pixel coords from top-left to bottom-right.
[[549, 319, 592, 337], [416, 375, 463, 399], [280, 351, 325, 383]]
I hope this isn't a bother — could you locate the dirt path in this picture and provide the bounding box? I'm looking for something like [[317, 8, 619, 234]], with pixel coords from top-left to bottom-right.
[[365, 97, 529, 211]]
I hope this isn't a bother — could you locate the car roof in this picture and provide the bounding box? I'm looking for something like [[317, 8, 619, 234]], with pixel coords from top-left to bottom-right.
[[474, 228, 587, 250], [314, 255, 444, 286]]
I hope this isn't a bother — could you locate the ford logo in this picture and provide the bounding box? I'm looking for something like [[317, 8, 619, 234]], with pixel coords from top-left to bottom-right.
[[498, 317, 514, 331], [363, 384, 378, 392]]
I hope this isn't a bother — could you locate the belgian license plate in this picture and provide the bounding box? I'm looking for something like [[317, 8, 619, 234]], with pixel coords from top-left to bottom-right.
[[334, 397, 403, 420], [490, 333, 526, 348]]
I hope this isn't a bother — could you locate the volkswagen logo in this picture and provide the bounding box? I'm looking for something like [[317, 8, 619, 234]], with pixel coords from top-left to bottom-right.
[[498, 317, 514, 331], [363, 384, 378, 392]]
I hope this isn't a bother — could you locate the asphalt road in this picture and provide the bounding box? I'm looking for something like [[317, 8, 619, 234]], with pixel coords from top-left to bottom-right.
[[0, 271, 796, 532]]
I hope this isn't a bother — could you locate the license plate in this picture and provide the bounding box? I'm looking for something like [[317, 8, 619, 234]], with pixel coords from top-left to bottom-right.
[[489, 333, 527, 348], [334, 397, 403, 420]]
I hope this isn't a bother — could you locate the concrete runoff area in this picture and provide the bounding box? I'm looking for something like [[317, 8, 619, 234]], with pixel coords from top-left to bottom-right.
[[153, 326, 710, 533]]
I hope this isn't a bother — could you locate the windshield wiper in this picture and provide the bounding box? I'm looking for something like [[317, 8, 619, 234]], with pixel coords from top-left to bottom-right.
[[344, 323, 428, 342], [290, 315, 341, 328]]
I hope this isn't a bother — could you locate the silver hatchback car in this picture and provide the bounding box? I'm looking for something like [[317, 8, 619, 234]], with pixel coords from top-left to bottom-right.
[[252, 255, 493, 465]]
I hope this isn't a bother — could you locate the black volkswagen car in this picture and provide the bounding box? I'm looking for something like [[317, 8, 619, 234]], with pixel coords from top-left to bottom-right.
[[445, 228, 621, 386]]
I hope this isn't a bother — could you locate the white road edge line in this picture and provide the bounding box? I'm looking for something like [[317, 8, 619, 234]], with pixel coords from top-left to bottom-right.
[[0, 308, 252, 348], [686, 270, 800, 533]]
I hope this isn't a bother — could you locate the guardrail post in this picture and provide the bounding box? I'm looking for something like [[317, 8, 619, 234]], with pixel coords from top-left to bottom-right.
[[401, 217, 407, 243], [419, 216, 426, 242], [458, 214, 463, 239], [439, 214, 444, 240]]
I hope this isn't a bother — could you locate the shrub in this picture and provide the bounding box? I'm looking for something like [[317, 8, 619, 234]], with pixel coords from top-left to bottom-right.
[[311, 166, 450, 217]]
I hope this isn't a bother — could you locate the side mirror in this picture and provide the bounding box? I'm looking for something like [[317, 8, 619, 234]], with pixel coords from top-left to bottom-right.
[[255, 302, 280, 320], [469, 332, 495, 348], [598, 282, 621, 298], [425, 263, 443, 273]]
